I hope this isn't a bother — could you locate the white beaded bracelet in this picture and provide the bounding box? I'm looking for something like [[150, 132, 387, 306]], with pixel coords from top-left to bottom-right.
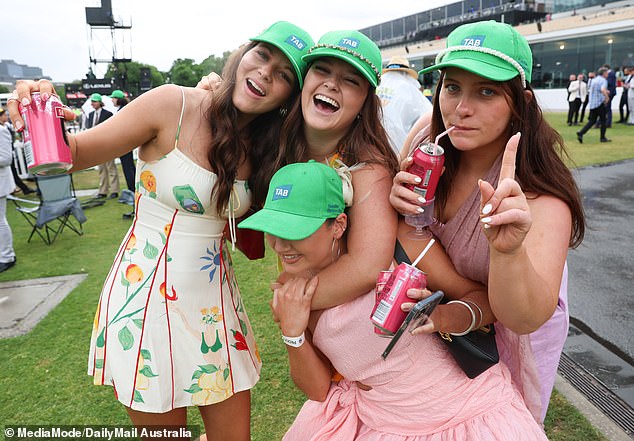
[[281, 332, 305, 348], [447, 300, 477, 336]]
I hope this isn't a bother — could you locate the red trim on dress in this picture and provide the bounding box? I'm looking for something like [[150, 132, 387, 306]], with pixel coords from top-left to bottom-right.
[[162, 210, 178, 410], [218, 240, 235, 395], [128, 208, 175, 408], [96, 206, 140, 382]]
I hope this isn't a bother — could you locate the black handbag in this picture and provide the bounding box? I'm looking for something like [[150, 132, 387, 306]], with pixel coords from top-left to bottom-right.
[[393, 239, 499, 379]]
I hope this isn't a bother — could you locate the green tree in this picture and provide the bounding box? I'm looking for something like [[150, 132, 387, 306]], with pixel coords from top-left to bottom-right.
[[199, 51, 232, 78], [105, 61, 165, 97], [167, 58, 204, 87], [0, 85, 10, 93]]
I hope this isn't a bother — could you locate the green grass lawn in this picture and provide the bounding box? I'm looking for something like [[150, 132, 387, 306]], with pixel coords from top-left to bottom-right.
[[1, 113, 625, 440]]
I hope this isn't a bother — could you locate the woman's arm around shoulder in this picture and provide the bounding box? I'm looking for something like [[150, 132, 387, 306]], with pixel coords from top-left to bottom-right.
[[310, 163, 397, 310]]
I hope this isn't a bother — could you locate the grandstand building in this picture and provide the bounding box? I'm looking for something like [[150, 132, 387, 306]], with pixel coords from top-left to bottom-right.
[[361, 0, 634, 89]]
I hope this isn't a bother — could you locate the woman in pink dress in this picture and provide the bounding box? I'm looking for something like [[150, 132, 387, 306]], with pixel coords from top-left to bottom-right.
[[390, 20, 586, 422], [239, 160, 548, 440]]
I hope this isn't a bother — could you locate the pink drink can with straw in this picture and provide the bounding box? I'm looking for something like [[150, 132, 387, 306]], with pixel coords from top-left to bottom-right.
[[370, 263, 427, 334], [405, 142, 445, 202], [20, 93, 72, 175]]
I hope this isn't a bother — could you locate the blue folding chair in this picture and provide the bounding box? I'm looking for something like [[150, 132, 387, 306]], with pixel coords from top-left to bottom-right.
[[8, 174, 87, 245]]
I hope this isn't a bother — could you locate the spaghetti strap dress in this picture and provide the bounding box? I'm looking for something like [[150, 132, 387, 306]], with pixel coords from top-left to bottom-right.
[[87, 87, 261, 413]]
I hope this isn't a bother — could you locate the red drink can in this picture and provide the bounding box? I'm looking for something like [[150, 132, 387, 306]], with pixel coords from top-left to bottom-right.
[[374, 270, 393, 337], [20, 93, 72, 175], [370, 263, 427, 334], [405, 142, 445, 202]]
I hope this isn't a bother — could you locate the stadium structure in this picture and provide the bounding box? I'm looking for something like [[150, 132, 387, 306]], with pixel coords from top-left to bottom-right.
[[361, 0, 634, 90]]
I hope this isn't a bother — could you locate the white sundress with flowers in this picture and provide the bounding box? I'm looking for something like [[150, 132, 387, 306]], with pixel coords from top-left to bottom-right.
[[87, 88, 261, 413]]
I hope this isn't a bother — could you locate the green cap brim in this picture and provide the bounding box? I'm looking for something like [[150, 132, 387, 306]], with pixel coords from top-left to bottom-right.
[[419, 55, 519, 83], [303, 50, 378, 87], [251, 37, 305, 88], [238, 208, 326, 241]]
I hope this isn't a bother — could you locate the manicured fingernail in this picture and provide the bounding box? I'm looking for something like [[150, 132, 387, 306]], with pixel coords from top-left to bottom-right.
[[483, 223, 491, 229], [418, 196, 426, 203], [481, 216, 492, 224], [414, 177, 422, 183], [482, 204, 492, 215], [417, 207, 425, 213], [21, 98, 30, 106], [41, 92, 50, 101], [14, 120, 23, 132]]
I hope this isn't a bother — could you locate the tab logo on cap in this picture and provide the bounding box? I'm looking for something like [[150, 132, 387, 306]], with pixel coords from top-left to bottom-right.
[[462, 35, 486, 47], [339, 37, 360, 50], [286, 35, 307, 51], [273, 185, 292, 200]]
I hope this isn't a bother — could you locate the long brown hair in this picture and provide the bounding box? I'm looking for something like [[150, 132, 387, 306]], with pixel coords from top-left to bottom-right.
[[275, 83, 399, 176], [206, 42, 300, 214], [430, 71, 585, 248]]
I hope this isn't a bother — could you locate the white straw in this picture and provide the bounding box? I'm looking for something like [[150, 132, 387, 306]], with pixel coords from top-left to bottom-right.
[[412, 238, 435, 267], [433, 126, 455, 155]]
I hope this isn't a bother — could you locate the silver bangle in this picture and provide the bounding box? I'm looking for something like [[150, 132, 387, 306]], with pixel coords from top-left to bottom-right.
[[463, 300, 483, 330], [281, 332, 305, 348], [448, 300, 476, 336]]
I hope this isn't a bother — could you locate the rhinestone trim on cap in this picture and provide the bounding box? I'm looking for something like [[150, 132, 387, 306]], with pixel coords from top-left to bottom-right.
[[308, 44, 381, 82], [435, 45, 527, 88]]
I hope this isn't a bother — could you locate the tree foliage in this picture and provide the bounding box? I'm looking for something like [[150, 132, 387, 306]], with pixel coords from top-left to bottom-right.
[[105, 61, 165, 96]]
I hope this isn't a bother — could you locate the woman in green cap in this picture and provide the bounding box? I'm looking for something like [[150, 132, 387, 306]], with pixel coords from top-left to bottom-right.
[[390, 20, 586, 423], [272, 29, 400, 312], [239, 160, 548, 440], [7, 21, 314, 440]]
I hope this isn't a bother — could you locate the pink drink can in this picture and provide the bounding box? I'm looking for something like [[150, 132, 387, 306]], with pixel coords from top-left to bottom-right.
[[20, 93, 72, 175], [374, 270, 393, 337], [370, 263, 427, 334], [405, 143, 445, 202]]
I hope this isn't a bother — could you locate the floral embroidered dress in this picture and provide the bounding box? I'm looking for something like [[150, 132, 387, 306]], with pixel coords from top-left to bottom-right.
[[87, 89, 261, 413]]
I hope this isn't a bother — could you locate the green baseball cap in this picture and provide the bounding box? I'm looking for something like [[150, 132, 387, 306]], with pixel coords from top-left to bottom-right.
[[419, 21, 532, 88], [110, 89, 125, 99], [250, 21, 314, 88], [90, 93, 103, 102], [238, 160, 345, 240], [303, 30, 382, 87]]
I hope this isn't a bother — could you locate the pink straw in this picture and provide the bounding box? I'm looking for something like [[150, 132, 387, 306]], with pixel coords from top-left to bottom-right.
[[433, 126, 455, 155], [412, 238, 435, 267]]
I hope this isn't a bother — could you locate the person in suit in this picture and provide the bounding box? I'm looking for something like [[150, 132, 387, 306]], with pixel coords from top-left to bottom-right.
[[603, 64, 617, 127], [110, 90, 136, 219], [86, 93, 118, 199]]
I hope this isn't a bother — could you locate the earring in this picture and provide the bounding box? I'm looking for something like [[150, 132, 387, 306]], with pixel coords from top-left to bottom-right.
[[331, 237, 341, 263], [356, 114, 361, 121], [279, 107, 288, 117]]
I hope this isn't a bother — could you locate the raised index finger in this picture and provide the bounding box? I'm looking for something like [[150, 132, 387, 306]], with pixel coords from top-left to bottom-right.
[[498, 132, 521, 186]]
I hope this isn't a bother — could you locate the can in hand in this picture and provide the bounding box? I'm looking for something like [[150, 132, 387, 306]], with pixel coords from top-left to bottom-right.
[[370, 263, 427, 334], [374, 270, 394, 337], [20, 93, 72, 175]]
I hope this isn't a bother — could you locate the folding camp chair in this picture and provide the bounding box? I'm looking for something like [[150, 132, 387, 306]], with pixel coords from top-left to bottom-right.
[[8, 174, 87, 245]]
